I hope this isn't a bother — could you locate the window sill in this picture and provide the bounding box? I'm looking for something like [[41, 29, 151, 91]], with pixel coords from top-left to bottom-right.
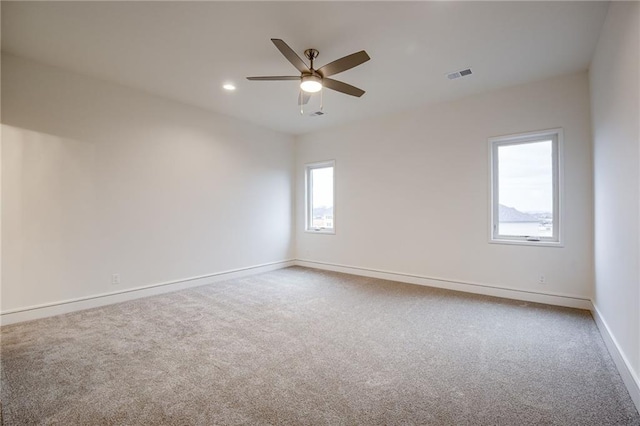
[[489, 238, 563, 248], [305, 229, 335, 235]]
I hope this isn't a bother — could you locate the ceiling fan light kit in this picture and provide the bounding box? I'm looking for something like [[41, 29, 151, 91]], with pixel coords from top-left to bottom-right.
[[300, 75, 322, 93], [247, 39, 370, 110]]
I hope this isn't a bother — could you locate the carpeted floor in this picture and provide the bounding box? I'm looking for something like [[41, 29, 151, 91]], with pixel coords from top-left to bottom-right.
[[1, 266, 638, 425]]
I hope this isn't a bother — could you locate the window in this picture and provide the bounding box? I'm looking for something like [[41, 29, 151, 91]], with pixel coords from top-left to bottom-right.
[[489, 129, 562, 246], [305, 160, 335, 233]]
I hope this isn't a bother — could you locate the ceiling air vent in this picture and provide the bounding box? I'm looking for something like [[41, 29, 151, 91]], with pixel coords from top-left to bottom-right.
[[447, 68, 473, 80]]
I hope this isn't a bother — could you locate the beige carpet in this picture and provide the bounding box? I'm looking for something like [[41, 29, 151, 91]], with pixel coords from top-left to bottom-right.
[[1, 266, 638, 425]]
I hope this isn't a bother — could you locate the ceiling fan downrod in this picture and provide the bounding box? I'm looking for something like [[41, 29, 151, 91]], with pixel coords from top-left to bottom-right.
[[304, 49, 319, 70]]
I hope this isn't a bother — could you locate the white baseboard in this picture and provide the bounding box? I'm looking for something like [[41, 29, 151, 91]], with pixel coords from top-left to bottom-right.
[[1, 260, 295, 326], [591, 303, 640, 413], [295, 259, 592, 310]]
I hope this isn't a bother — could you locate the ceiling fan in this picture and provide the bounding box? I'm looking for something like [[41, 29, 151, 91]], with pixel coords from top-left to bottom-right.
[[247, 39, 370, 105]]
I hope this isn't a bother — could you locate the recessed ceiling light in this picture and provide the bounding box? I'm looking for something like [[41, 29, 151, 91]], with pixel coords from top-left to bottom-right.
[[223, 83, 236, 91]]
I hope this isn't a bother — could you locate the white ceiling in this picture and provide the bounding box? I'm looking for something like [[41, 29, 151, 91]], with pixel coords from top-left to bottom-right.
[[2, 1, 609, 136]]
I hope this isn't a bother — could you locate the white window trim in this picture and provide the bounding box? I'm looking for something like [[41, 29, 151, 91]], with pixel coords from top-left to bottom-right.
[[488, 128, 564, 247], [305, 160, 336, 234]]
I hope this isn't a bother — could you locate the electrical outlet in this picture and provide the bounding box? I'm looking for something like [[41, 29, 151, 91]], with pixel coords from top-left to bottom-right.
[[538, 274, 546, 284], [111, 273, 120, 285]]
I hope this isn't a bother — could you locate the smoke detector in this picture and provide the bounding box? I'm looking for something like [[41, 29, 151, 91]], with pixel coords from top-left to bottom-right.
[[446, 68, 473, 80]]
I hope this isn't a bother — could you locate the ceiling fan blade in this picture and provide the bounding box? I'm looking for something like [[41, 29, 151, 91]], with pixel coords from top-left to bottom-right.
[[323, 78, 365, 97], [246, 76, 300, 81], [317, 51, 370, 77], [271, 39, 310, 74], [298, 92, 311, 105]]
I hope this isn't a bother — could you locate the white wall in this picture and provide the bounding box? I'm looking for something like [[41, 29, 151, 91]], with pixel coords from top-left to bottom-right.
[[589, 1, 640, 406], [1, 54, 295, 313], [296, 72, 593, 303]]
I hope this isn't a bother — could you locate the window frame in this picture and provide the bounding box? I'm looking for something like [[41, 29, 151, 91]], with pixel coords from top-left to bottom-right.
[[488, 128, 564, 247], [305, 160, 336, 234]]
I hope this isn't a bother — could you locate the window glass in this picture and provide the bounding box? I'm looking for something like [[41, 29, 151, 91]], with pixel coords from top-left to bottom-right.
[[498, 140, 553, 238]]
